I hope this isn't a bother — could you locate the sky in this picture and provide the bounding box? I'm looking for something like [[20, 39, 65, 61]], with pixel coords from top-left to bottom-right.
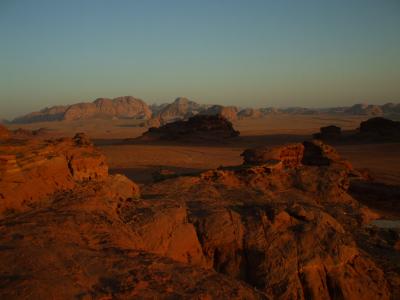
[[0, 0, 400, 119]]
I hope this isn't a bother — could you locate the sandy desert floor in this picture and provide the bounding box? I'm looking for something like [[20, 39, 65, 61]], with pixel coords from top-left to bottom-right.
[[6, 113, 400, 212], [9, 114, 399, 187]]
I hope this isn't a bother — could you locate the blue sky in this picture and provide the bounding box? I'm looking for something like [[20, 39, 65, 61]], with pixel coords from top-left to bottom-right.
[[1, 0, 399, 118]]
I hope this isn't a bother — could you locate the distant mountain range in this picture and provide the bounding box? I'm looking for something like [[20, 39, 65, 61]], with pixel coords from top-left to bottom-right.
[[7, 96, 400, 125]]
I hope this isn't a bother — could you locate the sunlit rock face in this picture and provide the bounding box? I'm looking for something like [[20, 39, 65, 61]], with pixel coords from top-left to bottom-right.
[[12, 96, 152, 123], [0, 135, 396, 299]]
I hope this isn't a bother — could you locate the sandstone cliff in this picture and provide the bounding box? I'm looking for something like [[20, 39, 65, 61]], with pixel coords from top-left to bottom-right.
[[12, 96, 151, 123]]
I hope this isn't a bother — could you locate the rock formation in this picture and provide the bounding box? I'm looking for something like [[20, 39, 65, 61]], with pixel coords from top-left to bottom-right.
[[0, 133, 266, 299], [12, 98, 400, 125], [12, 96, 151, 123], [359, 117, 400, 139], [345, 104, 383, 116], [140, 114, 240, 142], [313, 125, 342, 140], [154, 97, 207, 125], [238, 108, 263, 119], [141, 140, 395, 299], [0, 133, 398, 298], [0, 133, 109, 214], [12, 105, 68, 123], [201, 104, 239, 121]]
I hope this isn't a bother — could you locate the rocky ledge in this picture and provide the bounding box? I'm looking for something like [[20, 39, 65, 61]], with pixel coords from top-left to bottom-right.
[[0, 136, 398, 299]]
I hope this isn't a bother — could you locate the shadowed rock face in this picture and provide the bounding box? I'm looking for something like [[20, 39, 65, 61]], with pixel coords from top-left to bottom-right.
[[140, 114, 240, 141], [200, 105, 239, 121], [313, 125, 342, 140], [0, 136, 397, 299], [359, 117, 400, 138]]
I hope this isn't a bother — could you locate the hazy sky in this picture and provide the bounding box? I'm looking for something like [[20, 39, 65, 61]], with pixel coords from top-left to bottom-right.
[[1, 0, 399, 119]]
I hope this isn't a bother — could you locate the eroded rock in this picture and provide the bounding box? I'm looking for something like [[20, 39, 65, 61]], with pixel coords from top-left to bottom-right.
[[140, 114, 240, 142]]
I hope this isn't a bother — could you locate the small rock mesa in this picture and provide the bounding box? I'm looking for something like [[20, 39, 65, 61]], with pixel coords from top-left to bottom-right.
[[139, 114, 240, 142]]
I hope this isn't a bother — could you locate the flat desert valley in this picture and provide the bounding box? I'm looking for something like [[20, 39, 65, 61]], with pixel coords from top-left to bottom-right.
[[8, 114, 400, 187]]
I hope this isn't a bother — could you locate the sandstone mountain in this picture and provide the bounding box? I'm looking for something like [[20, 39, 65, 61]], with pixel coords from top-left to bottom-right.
[[344, 104, 383, 116], [148, 97, 210, 126], [12, 96, 151, 123], [200, 105, 239, 121], [0, 133, 398, 299], [11, 95, 400, 124], [237, 107, 263, 119]]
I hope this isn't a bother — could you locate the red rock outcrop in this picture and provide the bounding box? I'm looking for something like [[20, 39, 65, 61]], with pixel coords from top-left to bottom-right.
[[0, 133, 108, 214], [0, 134, 266, 299], [0, 178, 264, 299], [0, 136, 397, 299], [141, 141, 393, 299], [242, 143, 304, 168]]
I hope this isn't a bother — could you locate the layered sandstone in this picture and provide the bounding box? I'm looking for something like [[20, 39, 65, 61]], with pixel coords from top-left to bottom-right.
[[0, 136, 397, 299], [142, 141, 393, 299], [0, 133, 108, 214], [12, 96, 152, 123], [0, 134, 265, 299]]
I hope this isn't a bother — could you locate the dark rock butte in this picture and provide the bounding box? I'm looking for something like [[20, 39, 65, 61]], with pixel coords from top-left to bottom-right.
[[140, 114, 240, 142]]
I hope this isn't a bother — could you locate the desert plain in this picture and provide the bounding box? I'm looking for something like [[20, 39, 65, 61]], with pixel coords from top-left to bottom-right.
[[1, 111, 400, 299], [7, 113, 400, 187]]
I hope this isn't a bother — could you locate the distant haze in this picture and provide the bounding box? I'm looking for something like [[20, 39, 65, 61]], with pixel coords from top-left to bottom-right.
[[1, 0, 400, 119]]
